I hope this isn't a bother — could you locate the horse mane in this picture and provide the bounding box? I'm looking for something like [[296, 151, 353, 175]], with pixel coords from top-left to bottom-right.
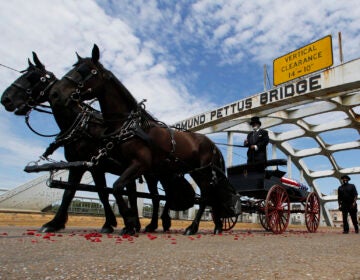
[[99, 64, 158, 123], [102, 67, 138, 108]]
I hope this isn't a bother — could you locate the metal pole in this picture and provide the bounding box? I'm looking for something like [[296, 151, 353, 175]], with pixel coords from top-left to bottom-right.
[[299, 169, 304, 184], [272, 144, 277, 170], [287, 155, 292, 178], [227, 132, 234, 168], [263, 64, 267, 90], [338, 32, 344, 64]]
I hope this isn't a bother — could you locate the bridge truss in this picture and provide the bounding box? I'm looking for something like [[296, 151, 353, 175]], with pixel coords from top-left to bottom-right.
[[175, 58, 360, 226]]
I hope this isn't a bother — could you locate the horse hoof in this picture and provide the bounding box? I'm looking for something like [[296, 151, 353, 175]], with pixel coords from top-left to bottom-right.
[[184, 226, 198, 236], [100, 226, 114, 234], [144, 225, 157, 233], [162, 223, 171, 232], [120, 227, 136, 236], [38, 225, 64, 233], [213, 228, 223, 235], [161, 218, 171, 231], [163, 224, 171, 232]]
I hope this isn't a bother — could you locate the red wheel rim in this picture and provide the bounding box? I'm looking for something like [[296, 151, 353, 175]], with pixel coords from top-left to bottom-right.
[[259, 200, 271, 231], [221, 216, 239, 231], [265, 185, 290, 234], [305, 192, 320, 233]]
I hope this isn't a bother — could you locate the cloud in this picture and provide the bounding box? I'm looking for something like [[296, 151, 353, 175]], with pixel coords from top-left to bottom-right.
[[0, 0, 214, 122], [0, 112, 64, 188], [185, 0, 360, 65], [0, 0, 359, 192], [0, 0, 216, 189]]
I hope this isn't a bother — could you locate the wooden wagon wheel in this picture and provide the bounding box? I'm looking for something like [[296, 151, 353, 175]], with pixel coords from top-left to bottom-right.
[[258, 200, 271, 231], [305, 192, 320, 233], [265, 185, 290, 234], [221, 215, 239, 231], [210, 213, 239, 231]]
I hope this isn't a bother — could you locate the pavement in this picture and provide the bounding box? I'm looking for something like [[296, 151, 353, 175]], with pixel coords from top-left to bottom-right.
[[0, 212, 359, 280]]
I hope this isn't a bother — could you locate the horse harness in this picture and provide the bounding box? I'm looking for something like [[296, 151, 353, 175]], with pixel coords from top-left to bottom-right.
[[62, 62, 178, 165], [37, 67, 177, 167], [42, 106, 102, 159], [89, 100, 177, 167], [88, 102, 222, 186], [59, 60, 220, 180]]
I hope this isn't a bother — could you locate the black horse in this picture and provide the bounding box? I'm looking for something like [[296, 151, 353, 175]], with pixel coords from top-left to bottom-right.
[[1, 53, 195, 234], [54, 45, 239, 235], [1, 53, 126, 233]]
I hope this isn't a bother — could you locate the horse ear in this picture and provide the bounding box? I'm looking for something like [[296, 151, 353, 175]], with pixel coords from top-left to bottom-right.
[[28, 58, 35, 68], [92, 44, 100, 63], [32, 52, 44, 69], [76, 52, 83, 61]]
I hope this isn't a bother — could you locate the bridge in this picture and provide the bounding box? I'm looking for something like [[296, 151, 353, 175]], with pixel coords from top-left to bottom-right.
[[175, 58, 360, 226]]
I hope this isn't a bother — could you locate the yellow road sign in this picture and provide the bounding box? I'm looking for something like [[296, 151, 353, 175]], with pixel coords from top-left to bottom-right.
[[273, 35, 333, 86]]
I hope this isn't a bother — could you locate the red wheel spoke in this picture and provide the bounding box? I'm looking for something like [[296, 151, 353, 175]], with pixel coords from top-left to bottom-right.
[[305, 192, 320, 233], [265, 185, 290, 234]]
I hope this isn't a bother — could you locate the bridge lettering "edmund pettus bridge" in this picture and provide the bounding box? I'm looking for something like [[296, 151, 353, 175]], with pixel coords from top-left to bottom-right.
[[174, 74, 321, 131]]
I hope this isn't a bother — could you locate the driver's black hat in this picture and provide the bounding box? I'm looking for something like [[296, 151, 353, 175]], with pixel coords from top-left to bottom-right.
[[250, 116, 261, 126], [341, 175, 351, 181]]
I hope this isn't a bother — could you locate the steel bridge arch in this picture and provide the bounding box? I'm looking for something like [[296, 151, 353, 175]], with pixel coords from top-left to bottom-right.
[[175, 58, 360, 226]]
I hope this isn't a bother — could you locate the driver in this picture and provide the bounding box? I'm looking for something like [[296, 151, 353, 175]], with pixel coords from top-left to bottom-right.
[[244, 116, 269, 170]]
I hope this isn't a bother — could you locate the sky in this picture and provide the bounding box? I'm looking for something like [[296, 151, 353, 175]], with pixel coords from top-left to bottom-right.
[[0, 0, 359, 204]]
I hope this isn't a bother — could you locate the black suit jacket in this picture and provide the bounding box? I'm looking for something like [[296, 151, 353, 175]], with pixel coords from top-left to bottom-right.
[[244, 128, 269, 164], [338, 183, 358, 210]]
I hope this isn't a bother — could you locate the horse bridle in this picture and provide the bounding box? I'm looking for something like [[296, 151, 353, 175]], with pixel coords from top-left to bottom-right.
[[63, 63, 132, 124], [64, 62, 101, 102], [12, 69, 57, 107], [11, 68, 58, 137]]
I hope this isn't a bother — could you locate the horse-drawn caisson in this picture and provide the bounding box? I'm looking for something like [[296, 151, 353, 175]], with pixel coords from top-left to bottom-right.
[[1, 45, 320, 235], [225, 160, 320, 234]]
